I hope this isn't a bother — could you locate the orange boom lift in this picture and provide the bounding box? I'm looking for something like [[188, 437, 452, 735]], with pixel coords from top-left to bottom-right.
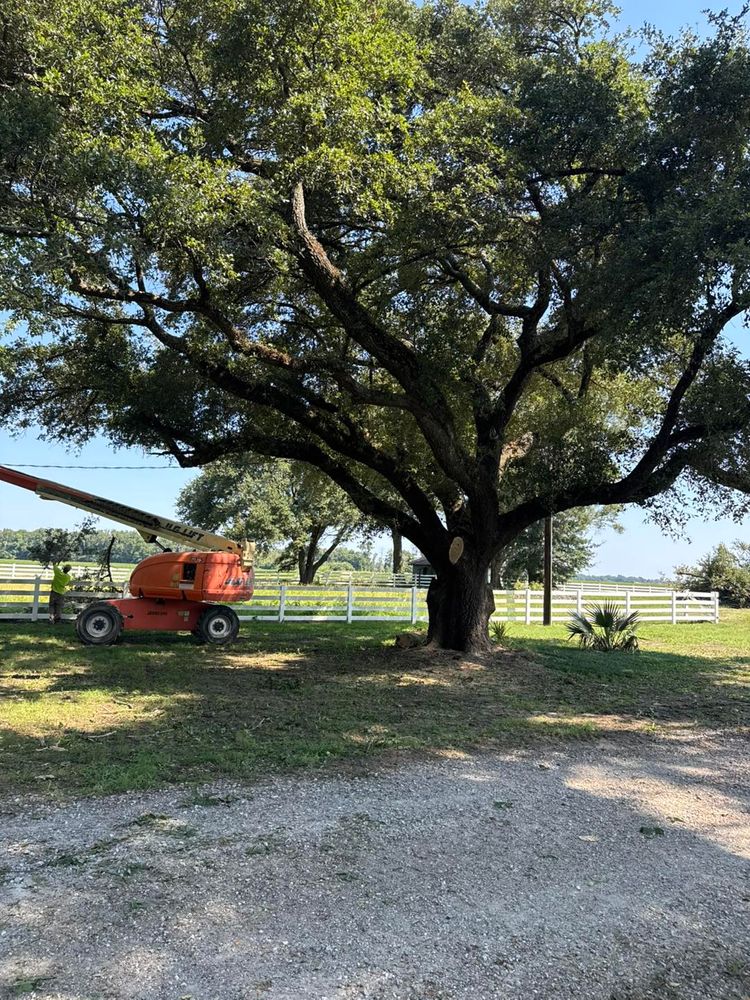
[[0, 466, 255, 646]]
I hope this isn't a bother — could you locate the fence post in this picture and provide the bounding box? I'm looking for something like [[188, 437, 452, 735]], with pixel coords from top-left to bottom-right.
[[525, 588, 532, 625], [279, 584, 286, 623], [671, 591, 677, 625], [346, 583, 354, 624], [625, 591, 631, 616], [32, 575, 42, 622], [410, 585, 418, 624], [576, 590, 583, 615], [712, 591, 720, 624], [11, 562, 15, 580]]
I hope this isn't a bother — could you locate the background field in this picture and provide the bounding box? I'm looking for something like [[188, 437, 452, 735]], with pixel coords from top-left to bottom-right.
[[1, 612, 747, 798]]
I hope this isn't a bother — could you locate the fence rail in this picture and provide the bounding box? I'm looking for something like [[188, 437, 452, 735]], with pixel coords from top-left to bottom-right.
[[0, 562, 436, 588], [0, 562, 675, 592], [558, 582, 671, 594], [0, 578, 719, 625]]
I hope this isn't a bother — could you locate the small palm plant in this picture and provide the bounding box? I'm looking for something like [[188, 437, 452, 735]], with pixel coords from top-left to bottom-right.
[[566, 601, 641, 652]]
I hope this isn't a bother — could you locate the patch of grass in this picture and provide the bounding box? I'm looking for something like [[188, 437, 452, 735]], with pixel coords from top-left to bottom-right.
[[168, 824, 198, 839], [49, 852, 85, 867], [489, 717, 600, 740], [0, 612, 748, 798], [724, 959, 749, 979], [47, 836, 127, 869], [11, 977, 54, 995]]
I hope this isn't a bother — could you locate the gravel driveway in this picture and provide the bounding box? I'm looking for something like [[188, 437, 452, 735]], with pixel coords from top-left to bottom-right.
[[1, 732, 749, 1000]]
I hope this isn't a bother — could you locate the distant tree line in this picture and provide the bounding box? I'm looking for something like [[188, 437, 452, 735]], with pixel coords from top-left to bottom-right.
[[0, 528, 155, 563], [0, 525, 397, 576]]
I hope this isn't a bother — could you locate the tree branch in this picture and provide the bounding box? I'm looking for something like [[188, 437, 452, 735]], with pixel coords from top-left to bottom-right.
[[141, 411, 444, 558], [440, 255, 532, 318], [133, 310, 448, 541], [288, 180, 476, 492]]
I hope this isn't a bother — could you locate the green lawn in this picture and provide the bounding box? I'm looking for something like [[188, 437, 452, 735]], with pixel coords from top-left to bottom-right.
[[0, 613, 747, 799]]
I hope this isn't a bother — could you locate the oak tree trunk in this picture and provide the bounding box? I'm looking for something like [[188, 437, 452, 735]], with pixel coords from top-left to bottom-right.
[[426, 558, 495, 652], [298, 547, 315, 584], [298, 525, 326, 584], [391, 528, 403, 575], [527, 557, 543, 585]]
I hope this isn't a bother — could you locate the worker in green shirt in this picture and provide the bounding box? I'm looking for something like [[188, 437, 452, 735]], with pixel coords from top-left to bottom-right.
[[49, 562, 72, 624]]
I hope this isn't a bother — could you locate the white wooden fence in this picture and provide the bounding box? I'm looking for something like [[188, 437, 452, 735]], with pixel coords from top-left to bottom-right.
[[0, 562, 676, 592], [559, 582, 671, 594], [490, 588, 719, 624], [0, 578, 720, 625], [0, 562, 431, 588]]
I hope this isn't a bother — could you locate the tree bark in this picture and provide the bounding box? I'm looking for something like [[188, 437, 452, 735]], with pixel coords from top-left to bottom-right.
[[297, 547, 313, 584], [391, 528, 403, 575], [298, 524, 349, 584], [299, 545, 320, 584], [426, 557, 495, 652], [527, 559, 543, 584]]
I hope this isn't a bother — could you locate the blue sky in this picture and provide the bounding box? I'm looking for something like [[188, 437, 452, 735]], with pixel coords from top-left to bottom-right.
[[0, 0, 747, 578]]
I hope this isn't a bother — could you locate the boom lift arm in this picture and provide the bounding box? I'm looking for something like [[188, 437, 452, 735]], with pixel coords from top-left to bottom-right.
[[0, 466, 254, 568]]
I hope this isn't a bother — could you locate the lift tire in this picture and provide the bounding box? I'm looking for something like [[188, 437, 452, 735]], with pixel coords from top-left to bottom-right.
[[195, 605, 240, 645], [76, 603, 123, 646]]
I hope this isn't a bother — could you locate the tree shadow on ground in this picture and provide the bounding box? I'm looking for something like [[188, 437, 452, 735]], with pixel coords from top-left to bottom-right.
[[0, 621, 748, 798]]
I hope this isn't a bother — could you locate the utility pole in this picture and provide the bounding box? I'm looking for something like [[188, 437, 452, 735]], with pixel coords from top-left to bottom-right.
[[543, 516, 553, 626]]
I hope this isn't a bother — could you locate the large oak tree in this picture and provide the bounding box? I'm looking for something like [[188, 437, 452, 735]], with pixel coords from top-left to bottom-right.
[[1, 0, 750, 649], [176, 456, 371, 583]]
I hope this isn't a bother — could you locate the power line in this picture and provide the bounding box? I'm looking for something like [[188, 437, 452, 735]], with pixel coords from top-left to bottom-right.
[[1, 463, 180, 470]]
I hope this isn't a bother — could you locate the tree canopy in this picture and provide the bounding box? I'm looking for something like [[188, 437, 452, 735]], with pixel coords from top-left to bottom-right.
[[1, 0, 750, 648], [24, 518, 97, 568], [176, 456, 371, 582]]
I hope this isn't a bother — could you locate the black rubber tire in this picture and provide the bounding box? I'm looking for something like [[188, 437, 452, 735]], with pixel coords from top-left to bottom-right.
[[195, 605, 240, 645], [76, 603, 123, 646]]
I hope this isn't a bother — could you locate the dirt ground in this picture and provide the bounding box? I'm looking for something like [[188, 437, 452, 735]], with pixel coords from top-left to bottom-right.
[[1, 731, 749, 1000]]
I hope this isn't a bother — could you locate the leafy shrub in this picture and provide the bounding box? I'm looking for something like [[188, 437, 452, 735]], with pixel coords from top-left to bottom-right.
[[27, 517, 97, 568], [675, 542, 750, 606], [566, 602, 640, 652]]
